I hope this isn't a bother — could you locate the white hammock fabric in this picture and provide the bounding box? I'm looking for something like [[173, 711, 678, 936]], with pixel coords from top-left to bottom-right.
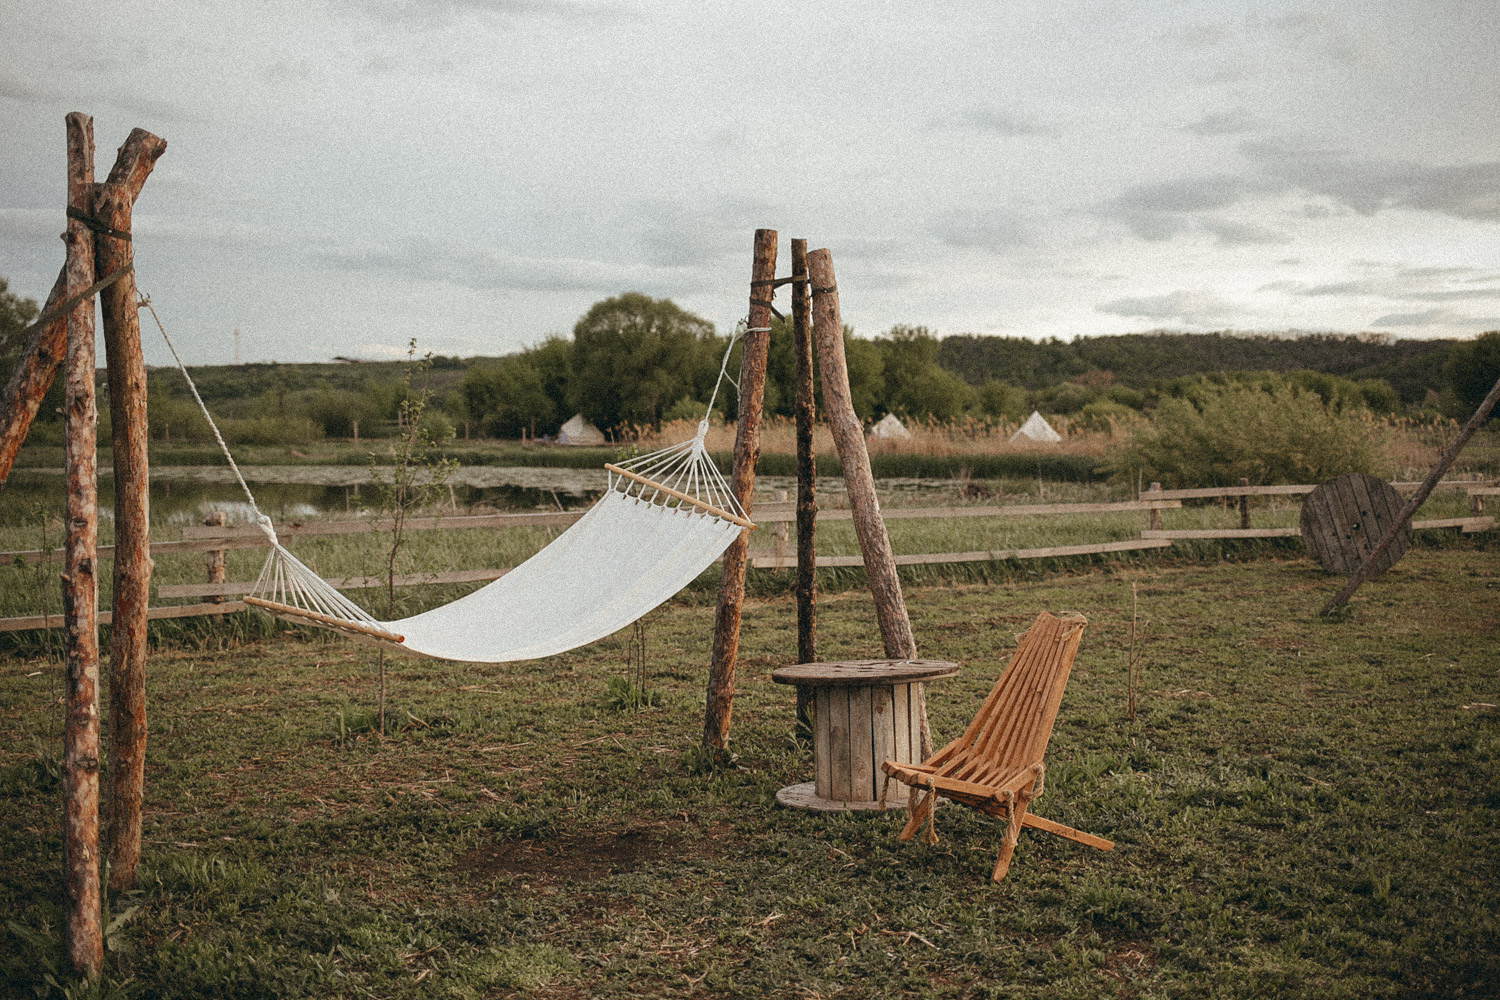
[[141, 293, 761, 664], [244, 432, 748, 662]]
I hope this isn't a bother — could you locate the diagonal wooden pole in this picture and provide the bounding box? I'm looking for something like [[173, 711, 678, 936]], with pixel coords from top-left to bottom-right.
[[1322, 374, 1500, 615], [807, 248, 928, 755], [703, 229, 777, 751], [0, 129, 168, 489], [61, 110, 103, 979], [95, 128, 167, 891]]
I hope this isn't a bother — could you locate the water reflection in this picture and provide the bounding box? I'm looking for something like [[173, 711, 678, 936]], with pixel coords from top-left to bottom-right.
[[0, 468, 605, 528]]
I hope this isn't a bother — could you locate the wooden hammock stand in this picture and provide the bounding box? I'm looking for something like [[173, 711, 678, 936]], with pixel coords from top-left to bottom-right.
[[0, 114, 166, 976], [702, 231, 928, 757]]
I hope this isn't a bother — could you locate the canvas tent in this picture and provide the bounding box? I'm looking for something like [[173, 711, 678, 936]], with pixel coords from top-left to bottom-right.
[[868, 413, 912, 441], [1010, 410, 1062, 443], [558, 412, 606, 446]]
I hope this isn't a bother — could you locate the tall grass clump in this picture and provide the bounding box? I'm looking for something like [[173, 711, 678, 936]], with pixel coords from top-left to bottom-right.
[[1111, 383, 1386, 488]]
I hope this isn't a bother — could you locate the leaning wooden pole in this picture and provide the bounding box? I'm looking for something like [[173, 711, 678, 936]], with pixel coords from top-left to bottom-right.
[[790, 238, 818, 727], [0, 267, 68, 486], [61, 111, 103, 978], [807, 249, 928, 754], [703, 228, 777, 751], [1322, 374, 1500, 615], [0, 129, 168, 489], [96, 128, 166, 890]]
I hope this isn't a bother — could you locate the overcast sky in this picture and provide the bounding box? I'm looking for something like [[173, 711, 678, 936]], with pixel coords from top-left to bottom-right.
[[3, 1, 1498, 365]]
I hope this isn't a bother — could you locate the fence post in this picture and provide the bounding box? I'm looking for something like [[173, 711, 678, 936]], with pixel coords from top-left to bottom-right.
[[1238, 477, 1251, 529], [1148, 483, 1162, 531], [204, 511, 226, 603], [772, 489, 789, 569]]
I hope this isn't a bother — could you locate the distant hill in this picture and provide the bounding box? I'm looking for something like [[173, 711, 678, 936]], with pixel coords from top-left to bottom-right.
[[936, 331, 1454, 403]]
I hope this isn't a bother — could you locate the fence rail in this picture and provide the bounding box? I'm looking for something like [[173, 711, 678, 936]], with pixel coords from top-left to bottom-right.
[[2, 478, 1494, 633]]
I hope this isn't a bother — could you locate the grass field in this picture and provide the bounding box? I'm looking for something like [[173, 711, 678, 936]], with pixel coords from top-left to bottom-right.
[[2, 546, 1497, 998]]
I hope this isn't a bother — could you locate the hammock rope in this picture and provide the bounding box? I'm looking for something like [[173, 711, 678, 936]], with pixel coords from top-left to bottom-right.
[[143, 296, 761, 662]]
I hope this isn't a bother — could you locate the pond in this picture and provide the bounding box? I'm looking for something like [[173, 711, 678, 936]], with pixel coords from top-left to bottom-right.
[[0, 462, 991, 533]]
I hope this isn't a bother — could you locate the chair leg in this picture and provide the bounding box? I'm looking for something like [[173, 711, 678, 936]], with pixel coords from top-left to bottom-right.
[[991, 802, 1028, 883], [898, 788, 934, 842]]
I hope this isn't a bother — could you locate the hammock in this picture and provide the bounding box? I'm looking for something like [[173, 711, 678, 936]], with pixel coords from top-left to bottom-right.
[[144, 295, 757, 664]]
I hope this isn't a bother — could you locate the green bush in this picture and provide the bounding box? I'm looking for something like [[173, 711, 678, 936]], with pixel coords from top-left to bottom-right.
[[222, 415, 324, 446], [1111, 383, 1385, 488]]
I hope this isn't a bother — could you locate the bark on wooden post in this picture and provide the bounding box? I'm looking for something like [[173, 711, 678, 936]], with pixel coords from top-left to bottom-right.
[[1322, 374, 1500, 615], [94, 131, 164, 891], [61, 111, 103, 978], [0, 128, 166, 490], [1148, 483, 1163, 531], [0, 268, 67, 486], [1238, 477, 1251, 530], [203, 512, 227, 603], [702, 229, 777, 751], [807, 248, 927, 754], [791, 238, 818, 729]]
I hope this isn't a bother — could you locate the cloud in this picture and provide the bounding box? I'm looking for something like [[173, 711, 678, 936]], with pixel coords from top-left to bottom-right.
[[1244, 140, 1500, 222], [0, 74, 43, 103], [316, 236, 688, 297], [927, 208, 1030, 251], [1183, 108, 1259, 137], [1199, 218, 1288, 246], [927, 107, 1045, 137], [0, 208, 67, 244], [1097, 174, 1281, 242], [1096, 290, 1246, 326], [335, 0, 630, 27], [1369, 307, 1500, 329], [1261, 266, 1500, 304], [1267, 11, 1390, 68]]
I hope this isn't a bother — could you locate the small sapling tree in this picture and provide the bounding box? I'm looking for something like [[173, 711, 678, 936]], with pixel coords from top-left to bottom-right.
[[369, 340, 457, 734]]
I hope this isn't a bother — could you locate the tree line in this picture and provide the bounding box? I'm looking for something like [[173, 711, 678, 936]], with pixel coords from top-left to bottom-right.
[[2, 279, 1496, 447]]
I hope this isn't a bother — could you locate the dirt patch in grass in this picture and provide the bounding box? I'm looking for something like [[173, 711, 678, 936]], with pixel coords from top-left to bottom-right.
[[457, 825, 709, 887]]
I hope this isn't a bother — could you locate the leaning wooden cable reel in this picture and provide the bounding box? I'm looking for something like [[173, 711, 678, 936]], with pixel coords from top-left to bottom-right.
[[1299, 473, 1410, 576]]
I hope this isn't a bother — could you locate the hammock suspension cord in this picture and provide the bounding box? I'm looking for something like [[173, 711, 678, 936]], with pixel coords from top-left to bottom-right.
[[142, 296, 760, 659]]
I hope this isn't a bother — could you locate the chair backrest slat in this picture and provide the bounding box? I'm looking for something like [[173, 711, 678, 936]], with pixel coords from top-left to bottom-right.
[[948, 612, 1085, 774]]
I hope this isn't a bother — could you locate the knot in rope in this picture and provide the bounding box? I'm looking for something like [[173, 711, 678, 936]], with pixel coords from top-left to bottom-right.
[[256, 514, 278, 546]]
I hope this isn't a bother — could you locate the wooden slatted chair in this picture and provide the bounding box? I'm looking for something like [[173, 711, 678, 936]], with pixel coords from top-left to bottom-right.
[[881, 611, 1113, 882]]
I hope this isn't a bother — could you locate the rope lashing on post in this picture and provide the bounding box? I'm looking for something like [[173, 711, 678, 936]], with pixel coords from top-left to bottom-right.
[[141, 298, 762, 664], [66, 206, 132, 241]]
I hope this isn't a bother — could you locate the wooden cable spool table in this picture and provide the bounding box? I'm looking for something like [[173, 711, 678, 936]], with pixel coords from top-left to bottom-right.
[[771, 659, 959, 812]]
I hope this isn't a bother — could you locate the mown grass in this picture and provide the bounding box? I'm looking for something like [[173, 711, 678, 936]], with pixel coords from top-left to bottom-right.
[[2, 546, 1497, 998]]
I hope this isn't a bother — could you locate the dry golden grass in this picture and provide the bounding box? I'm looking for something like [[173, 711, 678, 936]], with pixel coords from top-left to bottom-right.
[[631, 414, 1125, 458], [629, 412, 1497, 483]]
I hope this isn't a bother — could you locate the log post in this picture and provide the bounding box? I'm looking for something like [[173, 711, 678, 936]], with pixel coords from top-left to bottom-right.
[[203, 512, 227, 603], [1238, 477, 1251, 530], [1322, 375, 1500, 615], [791, 238, 817, 730], [1148, 482, 1162, 531], [61, 111, 103, 978], [0, 129, 166, 489], [95, 130, 165, 891], [807, 248, 927, 754], [702, 229, 777, 751]]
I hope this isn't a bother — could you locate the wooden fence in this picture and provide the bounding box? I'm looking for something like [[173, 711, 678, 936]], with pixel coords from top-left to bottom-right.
[[2, 481, 1493, 632]]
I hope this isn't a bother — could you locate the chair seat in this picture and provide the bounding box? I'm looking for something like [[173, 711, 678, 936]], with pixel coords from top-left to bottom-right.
[[883, 758, 1035, 806]]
